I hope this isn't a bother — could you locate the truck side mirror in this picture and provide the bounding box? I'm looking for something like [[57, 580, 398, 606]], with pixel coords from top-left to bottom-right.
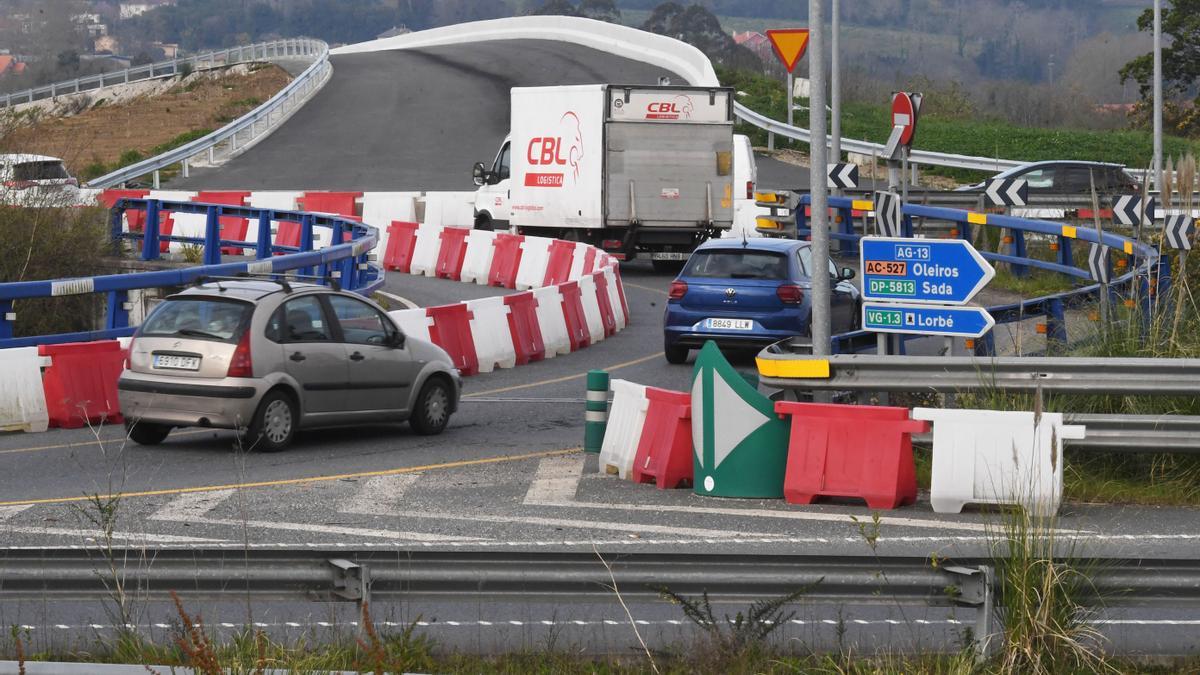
[[840, 267, 856, 281], [472, 162, 486, 187]]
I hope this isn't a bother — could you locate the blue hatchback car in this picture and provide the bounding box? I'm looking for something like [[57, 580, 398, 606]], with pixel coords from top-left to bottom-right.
[[662, 238, 860, 363]]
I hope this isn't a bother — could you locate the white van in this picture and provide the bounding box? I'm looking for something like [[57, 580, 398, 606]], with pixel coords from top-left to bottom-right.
[[0, 154, 82, 207]]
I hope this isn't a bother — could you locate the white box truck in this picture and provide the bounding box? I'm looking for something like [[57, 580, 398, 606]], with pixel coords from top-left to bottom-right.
[[472, 84, 742, 266]]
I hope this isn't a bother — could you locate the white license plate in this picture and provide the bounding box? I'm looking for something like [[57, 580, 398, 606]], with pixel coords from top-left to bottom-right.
[[153, 354, 200, 371], [650, 252, 689, 261], [707, 318, 753, 330]]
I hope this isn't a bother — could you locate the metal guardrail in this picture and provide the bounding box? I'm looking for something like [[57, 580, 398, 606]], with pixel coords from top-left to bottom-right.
[[87, 39, 330, 189], [0, 198, 381, 348], [1071, 414, 1200, 453], [734, 102, 1026, 173], [1, 39, 322, 109]]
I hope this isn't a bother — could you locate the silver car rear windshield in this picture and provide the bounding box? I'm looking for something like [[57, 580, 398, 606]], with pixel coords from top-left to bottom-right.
[[140, 298, 252, 342], [683, 250, 788, 280]]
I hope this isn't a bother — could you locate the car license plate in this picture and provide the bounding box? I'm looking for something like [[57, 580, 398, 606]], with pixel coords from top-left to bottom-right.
[[153, 354, 200, 371], [707, 318, 753, 330], [650, 252, 689, 261]]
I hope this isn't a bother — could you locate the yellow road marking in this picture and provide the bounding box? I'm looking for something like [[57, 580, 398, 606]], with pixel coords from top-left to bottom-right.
[[465, 352, 663, 397], [0, 429, 209, 456], [0, 448, 580, 508]]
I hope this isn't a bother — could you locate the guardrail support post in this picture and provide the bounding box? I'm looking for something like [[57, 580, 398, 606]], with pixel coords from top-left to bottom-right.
[[1011, 229, 1028, 277], [255, 211, 272, 259], [0, 301, 13, 339], [838, 207, 854, 255], [1046, 298, 1067, 353], [108, 204, 125, 252], [203, 205, 222, 266], [105, 290, 130, 331], [142, 200, 161, 261], [794, 199, 807, 239], [181, 158, 189, 178], [300, 214, 315, 276], [901, 214, 914, 238], [972, 331, 995, 357], [1057, 236, 1073, 268], [152, 170, 160, 190]]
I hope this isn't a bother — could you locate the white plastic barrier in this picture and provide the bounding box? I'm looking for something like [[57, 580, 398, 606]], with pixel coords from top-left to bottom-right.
[[408, 223, 444, 277], [361, 192, 419, 256], [598, 379, 650, 479], [577, 273, 606, 344], [533, 285, 570, 358], [913, 408, 1086, 516], [460, 229, 498, 285], [247, 191, 303, 247], [465, 295, 516, 373], [514, 235, 554, 291], [419, 191, 475, 227], [387, 308, 432, 343], [601, 266, 627, 330], [0, 347, 50, 433], [148, 190, 198, 253], [567, 241, 591, 280]]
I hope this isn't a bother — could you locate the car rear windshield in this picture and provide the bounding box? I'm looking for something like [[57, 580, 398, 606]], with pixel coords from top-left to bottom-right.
[[12, 161, 70, 181], [140, 298, 252, 342], [682, 250, 789, 280]]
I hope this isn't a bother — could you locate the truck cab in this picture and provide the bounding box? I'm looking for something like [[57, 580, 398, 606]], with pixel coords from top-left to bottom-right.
[[472, 140, 511, 231]]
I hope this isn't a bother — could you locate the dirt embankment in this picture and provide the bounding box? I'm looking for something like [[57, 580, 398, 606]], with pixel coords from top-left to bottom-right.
[[1, 63, 290, 178]]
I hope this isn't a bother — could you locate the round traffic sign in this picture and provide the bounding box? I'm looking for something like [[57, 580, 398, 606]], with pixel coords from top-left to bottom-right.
[[891, 92, 916, 147]]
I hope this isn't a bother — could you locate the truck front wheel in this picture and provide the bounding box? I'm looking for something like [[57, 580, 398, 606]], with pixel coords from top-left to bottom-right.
[[474, 213, 494, 231]]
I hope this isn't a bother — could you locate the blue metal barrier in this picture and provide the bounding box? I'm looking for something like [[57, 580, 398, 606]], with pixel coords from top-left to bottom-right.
[[0, 199, 383, 348], [793, 195, 1160, 354]]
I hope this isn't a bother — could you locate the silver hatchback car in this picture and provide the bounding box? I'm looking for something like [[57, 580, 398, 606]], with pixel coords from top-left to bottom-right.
[[118, 280, 461, 451]]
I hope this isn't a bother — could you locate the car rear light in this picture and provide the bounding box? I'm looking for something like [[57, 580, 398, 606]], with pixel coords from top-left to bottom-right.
[[746, 180, 755, 200], [66, 178, 78, 187], [601, 239, 623, 250], [777, 284, 804, 304], [226, 330, 253, 378], [3, 180, 33, 190], [668, 280, 688, 299]]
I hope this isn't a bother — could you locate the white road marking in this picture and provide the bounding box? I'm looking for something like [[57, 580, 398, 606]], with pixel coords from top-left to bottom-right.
[[0, 525, 225, 544], [522, 455, 585, 505], [150, 489, 236, 521], [377, 290, 418, 310], [0, 504, 33, 521], [387, 509, 781, 539], [341, 474, 421, 516], [166, 514, 486, 542]]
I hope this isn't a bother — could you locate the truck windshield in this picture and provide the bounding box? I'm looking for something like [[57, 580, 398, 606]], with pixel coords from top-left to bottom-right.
[[682, 250, 788, 280]]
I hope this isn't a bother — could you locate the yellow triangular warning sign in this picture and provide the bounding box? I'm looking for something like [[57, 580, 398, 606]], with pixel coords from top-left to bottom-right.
[[766, 29, 810, 73]]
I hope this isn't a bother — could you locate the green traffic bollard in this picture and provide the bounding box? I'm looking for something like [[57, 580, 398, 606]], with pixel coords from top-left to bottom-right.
[[584, 370, 609, 453]]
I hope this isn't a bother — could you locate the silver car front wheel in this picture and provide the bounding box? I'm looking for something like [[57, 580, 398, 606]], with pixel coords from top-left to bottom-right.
[[247, 390, 297, 452]]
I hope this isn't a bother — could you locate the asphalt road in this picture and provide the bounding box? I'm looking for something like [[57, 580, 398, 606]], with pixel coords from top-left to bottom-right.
[[173, 41, 686, 192]]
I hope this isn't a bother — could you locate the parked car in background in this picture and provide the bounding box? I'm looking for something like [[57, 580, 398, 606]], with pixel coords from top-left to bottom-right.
[[118, 280, 461, 451], [956, 160, 1140, 194], [662, 238, 860, 364], [0, 154, 81, 206]]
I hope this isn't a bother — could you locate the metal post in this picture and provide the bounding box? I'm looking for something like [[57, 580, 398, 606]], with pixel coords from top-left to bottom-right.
[[808, 0, 831, 357], [786, 72, 794, 134], [203, 205, 221, 266], [1153, 0, 1163, 192], [143, 200, 161, 261], [152, 170, 160, 189], [585, 370, 609, 453], [831, 0, 841, 170], [105, 290, 130, 331], [255, 211, 272, 259], [0, 301, 13, 339]]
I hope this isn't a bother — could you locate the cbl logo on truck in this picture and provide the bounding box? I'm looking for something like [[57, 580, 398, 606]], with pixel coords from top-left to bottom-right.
[[525, 111, 585, 188], [645, 95, 694, 120]]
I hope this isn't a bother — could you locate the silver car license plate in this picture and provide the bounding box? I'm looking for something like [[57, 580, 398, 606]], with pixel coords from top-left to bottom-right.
[[153, 354, 200, 370], [707, 318, 753, 330]]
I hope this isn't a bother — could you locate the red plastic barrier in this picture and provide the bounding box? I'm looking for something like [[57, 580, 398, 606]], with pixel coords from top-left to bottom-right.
[[488, 233, 525, 288], [196, 191, 251, 255], [426, 304, 480, 375], [100, 188, 150, 233], [775, 402, 929, 509], [38, 341, 125, 428], [435, 227, 471, 280], [558, 280, 591, 351], [503, 291, 545, 365], [581, 246, 597, 275], [592, 270, 617, 337], [383, 220, 420, 272], [631, 387, 693, 489], [300, 191, 362, 244], [1078, 208, 1113, 220], [611, 265, 631, 325], [542, 240, 576, 286]]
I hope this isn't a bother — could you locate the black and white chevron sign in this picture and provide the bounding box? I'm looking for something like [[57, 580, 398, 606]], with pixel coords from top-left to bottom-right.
[[983, 178, 1028, 207], [1165, 214, 1194, 251], [1113, 195, 1155, 227], [826, 163, 859, 190], [873, 191, 902, 237], [1088, 243, 1110, 284]]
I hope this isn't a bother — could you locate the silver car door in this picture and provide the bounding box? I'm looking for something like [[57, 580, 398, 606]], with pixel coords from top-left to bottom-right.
[[326, 294, 414, 413], [277, 295, 348, 414]]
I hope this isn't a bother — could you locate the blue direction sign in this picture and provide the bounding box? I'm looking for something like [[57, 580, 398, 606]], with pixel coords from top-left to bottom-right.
[[859, 236, 995, 305], [862, 302, 995, 339]]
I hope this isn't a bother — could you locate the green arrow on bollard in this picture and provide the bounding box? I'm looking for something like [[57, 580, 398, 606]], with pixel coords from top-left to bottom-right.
[[691, 341, 789, 498]]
